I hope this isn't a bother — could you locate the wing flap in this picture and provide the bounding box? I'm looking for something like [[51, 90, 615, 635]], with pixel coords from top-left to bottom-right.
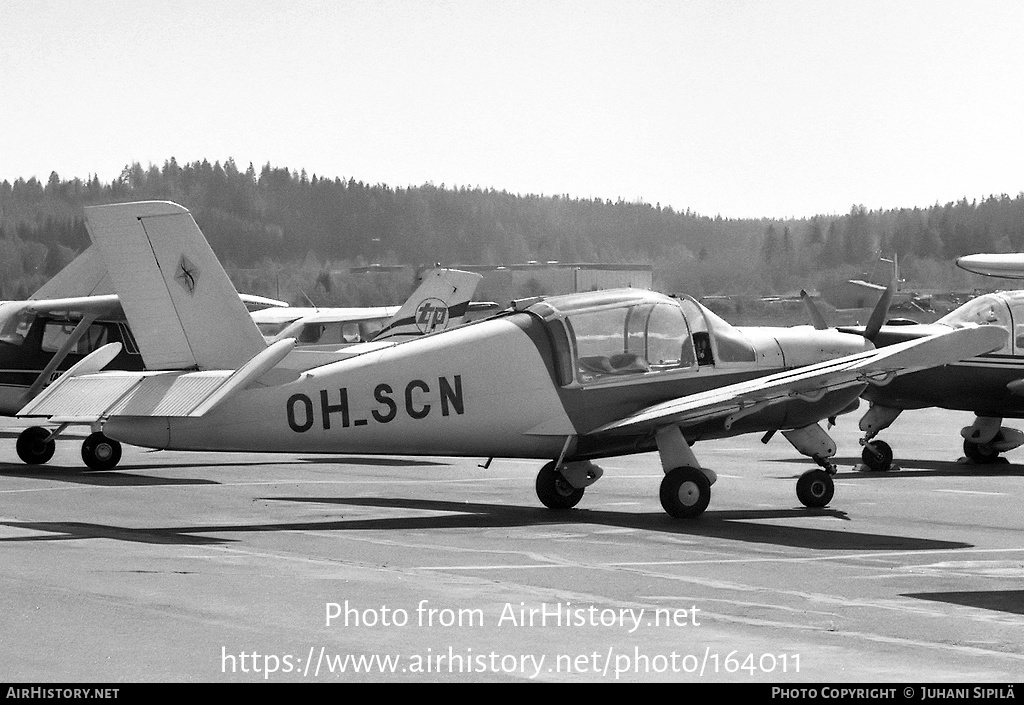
[[593, 324, 1007, 435]]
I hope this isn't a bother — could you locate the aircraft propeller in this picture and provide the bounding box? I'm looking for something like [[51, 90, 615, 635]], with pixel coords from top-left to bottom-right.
[[799, 281, 894, 343]]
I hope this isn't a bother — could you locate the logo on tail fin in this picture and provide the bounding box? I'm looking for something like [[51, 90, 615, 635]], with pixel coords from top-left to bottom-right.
[[415, 298, 449, 333], [176, 254, 200, 295]]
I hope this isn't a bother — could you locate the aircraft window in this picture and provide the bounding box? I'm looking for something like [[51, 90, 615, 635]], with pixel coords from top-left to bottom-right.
[[298, 324, 324, 344], [678, 297, 756, 364], [40, 321, 109, 355], [647, 304, 695, 369], [0, 312, 34, 347], [342, 322, 362, 343], [360, 318, 388, 341], [570, 306, 645, 382], [566, 302, 695, 383], [625, 304, 654, 357], [256, 321, 293, 337], [693, 332, 713, 366], [941, 296, 1012, 355]]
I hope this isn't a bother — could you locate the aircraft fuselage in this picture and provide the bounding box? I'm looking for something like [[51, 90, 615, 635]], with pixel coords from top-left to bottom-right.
[[104, 310, 871, 462]]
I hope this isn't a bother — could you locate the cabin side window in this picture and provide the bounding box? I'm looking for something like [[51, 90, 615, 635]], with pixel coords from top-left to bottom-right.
[[0, 312, 34, 346], [40, 320, 110, 355]]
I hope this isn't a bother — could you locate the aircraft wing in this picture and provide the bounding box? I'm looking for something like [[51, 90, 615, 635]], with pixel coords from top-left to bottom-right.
[[956, 253, 1024, 279], [591, 325, 1007, 435], [18, 294, 124, 318]]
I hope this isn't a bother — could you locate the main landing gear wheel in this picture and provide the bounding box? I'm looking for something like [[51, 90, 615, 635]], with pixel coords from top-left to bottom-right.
[[963, 437, 1001, 464], [81, 432, 122, 471], [796, 469, 834, 508], [659, 466, 711, 519], [861, 440, 894, 472], [16, 426, 55, 465], [536, 461, 585, 509]]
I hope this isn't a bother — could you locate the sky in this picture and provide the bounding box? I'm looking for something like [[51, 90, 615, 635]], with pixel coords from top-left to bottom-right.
[[1, 0, 1022, 219]]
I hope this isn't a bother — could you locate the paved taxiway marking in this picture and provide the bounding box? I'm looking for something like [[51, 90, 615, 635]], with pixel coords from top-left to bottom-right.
[[934, 489, 1007, 496], [416, 546, 1024, 571]]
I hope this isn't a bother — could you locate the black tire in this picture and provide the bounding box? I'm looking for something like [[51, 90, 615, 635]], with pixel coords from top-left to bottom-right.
[[16, 426, 55, 465], [861, 440, 894, 472], [659, 466, 711, 518], [796, 469, 834, 508], [963, 438, 1001, 464], [81, 432, 122, 471], [535, 461, 584, 509]]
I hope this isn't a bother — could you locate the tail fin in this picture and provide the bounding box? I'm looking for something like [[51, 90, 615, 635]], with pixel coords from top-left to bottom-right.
[[373, 268, 483, 341], [85, 201, 266, 370], [30, 245, 114, 299]]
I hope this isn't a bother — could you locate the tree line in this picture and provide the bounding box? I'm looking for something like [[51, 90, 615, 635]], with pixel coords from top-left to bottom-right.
[[1, 158, 1021, 302]]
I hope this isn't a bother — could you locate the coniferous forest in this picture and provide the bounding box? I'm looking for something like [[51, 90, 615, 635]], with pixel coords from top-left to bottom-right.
[[1, 158, 1022, 306]]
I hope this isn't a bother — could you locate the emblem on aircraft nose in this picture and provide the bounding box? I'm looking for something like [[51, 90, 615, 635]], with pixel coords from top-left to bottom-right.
[[175, 254, 200, 295], [415, 298, 449, 333]]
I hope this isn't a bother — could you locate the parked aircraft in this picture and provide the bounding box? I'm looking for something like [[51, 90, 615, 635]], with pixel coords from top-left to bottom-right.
[[803, 279, 1024, 471], [16, 201, 1005, 518], [252, 297, 497, 349]]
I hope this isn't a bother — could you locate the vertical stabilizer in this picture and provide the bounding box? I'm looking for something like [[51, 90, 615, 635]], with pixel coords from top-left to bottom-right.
[[30, 245, 114, 299], [373, 268, 483, 341], [85, 201, 266, 370]]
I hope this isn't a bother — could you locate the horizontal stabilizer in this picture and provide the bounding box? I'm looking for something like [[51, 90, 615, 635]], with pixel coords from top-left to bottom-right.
[[18, 340, 297, 421]]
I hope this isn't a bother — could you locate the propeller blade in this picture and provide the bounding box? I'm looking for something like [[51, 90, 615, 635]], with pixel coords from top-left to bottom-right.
[[863, 284, 894, 341], [800, 289, 829, 330]]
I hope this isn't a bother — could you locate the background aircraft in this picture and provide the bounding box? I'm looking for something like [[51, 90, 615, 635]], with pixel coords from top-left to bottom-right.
[[804, 267, 1024, 472], [16, 201, 1003, 519]]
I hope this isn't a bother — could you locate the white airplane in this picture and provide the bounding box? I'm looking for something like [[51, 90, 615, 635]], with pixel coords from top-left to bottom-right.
[[16, 201, 1005, 518]]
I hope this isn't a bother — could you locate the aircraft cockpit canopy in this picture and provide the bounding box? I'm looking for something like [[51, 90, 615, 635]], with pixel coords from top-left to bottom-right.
[[938, 292, 1016, 355], [527, 289, 755, 385]]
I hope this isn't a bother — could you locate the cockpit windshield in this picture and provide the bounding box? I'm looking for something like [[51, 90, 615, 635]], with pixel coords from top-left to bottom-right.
[[938, 294, 1013, 354]]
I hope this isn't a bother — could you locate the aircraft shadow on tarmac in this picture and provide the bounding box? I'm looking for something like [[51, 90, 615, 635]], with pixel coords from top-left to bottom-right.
[[0, 455, 441, 485], [297, 457, 447, 467], [0, 462, 220, 487], [905, 590, 1024, 616], [0, 495, 971, 551], [770, 456, 1024, 479]]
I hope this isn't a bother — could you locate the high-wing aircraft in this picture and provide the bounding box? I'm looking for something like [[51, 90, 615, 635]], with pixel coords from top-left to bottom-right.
[[15, 201, 1005, 519], [251, 287, 496, 349], [3, 229, 482, 469]]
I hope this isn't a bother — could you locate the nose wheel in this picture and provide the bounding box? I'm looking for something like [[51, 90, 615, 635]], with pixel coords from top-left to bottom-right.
[[659, 466, 711, 518], [796, 469, 834, 508], [860, 440, 894, 472]]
